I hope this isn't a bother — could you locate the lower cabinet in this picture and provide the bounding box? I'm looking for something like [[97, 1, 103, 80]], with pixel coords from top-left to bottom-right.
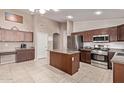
[[113, 63, 124, 83], [80, 50, 91, 64], [16, 49, 35, 63]]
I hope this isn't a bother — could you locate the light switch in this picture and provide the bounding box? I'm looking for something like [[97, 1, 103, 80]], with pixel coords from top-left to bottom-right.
[[72, 57, 74, 61]]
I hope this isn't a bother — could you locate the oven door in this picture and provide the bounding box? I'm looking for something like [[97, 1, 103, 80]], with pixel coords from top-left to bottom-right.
[[91, 54, 108, 63], [91, 53, 108, 69]]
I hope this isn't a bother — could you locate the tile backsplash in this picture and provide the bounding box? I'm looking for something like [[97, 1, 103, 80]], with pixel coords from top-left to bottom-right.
[[84, 42, 124, 49], [0, 42, 34, 52]]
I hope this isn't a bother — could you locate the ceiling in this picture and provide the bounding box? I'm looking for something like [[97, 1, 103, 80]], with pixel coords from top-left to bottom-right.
[[20, 9, 124, 22], [43, 9, 124, 22]]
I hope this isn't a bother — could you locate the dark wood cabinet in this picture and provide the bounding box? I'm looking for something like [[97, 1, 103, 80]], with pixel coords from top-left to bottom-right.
[[50, 52, 62, 69], [80, 51, 86, 62], [50, 51, 80, 75], [100, 28, 109, 35], [113, 63, 124, 83], [83, 32, 88, 42], [72, 26, 121, 42], [80, 49, 91, 64], [16, 49, 35, 63], [117, 25, 124, 41], [108, 27, 117, 42]]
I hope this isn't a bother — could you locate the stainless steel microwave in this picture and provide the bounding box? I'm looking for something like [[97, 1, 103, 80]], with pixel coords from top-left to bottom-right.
[[93, 35, 109, 43]]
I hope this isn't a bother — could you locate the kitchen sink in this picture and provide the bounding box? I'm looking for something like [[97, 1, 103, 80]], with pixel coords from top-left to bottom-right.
[[117, 53, 124, 56]]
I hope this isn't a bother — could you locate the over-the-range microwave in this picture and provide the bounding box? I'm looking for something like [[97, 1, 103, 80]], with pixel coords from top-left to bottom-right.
[[93, 35, 109, 43]]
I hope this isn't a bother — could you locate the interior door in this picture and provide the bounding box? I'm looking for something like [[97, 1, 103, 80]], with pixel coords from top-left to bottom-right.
[[37, 32, 48, 59]]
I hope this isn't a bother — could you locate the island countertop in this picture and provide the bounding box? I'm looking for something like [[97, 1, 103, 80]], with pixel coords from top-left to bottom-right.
[[50, 49, 80, 75], [49, 49, 80, 54], [111, 52, 124, 64]]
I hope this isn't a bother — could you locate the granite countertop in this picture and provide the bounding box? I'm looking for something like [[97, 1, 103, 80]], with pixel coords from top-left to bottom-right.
[[111, 52, 124, 64], [0, 51, 16, 56], [0, 48, 34, 56], [15, 47, 34, 50], [50, 49, 80, 54], [109, 48, 124, 52], [79, 48, 92, 52]]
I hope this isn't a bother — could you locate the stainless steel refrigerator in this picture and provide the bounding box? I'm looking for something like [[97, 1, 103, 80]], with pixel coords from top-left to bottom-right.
[[67, 35, 83, 51]]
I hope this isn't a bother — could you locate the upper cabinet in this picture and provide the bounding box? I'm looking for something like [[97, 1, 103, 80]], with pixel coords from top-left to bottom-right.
[[83, 31, 93, 42], [0, 28, 33, 42], [117, 25, 124, 41], [2, 30, 16, 41], [72, 25, 124, 42], [108, 27, 117, 42], [15, 31, 25, 42], [24, 32, 33, 42]]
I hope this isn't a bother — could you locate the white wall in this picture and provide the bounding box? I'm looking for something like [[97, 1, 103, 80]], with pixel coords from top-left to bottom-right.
[[33, 14, 62, 60], [37, 15, 60, 50], [73, 18, 124, 32], [67, 20, 73, 35], [73, 18, 124, 49], [0, 9, 33, 32], [59, 23, 67, 50], [0, 9, 34, 52]]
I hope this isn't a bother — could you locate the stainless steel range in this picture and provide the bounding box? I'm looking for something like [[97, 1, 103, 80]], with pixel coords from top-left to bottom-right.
[[91, 45, 109, 69]]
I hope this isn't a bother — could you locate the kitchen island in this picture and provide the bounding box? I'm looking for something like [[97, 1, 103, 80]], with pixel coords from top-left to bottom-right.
[[50, 50, 80, 75], [111, 52, 124, 83]]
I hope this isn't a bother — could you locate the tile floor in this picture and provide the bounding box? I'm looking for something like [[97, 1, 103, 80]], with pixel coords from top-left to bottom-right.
[[0, 58, 113, 83]]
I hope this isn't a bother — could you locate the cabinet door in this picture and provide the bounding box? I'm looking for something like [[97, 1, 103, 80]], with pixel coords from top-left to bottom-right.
[[15, 31, 24, 42], [2, 30, 16, 41], [93, 29, 101, 35], [16, 50, 26, 62], [113, 63, 124, 83], [108, 27, 117, 42], [50, 52, 62, 69], [83, 32, 90, 42], [100, 28, 109, 35], [24, 32, 33, 42], [117, 25, 124, 41], [87, 31, 93, 42], [80, 51, 86, 62], [86, 52, 91, 64], [27, 49, 35, 60], [72, 53, 80, 74]]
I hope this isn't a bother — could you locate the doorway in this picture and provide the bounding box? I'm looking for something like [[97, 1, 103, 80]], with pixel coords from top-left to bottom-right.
[[36, 32, 48, 59], [53, 33, 60, 49]]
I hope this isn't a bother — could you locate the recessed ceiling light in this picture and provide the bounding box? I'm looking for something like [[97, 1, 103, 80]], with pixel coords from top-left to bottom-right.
[[29, 9, 35, 12], [95, 11, 102, 15], [52, 9, 59, 12], [39, 9, 46, 14], [66, 15, 73, 19]]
